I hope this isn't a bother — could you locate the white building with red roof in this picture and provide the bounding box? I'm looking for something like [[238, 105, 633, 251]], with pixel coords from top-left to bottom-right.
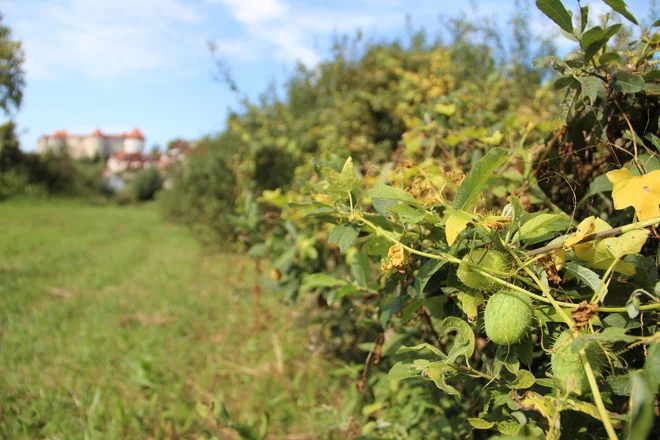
[[36, 127, 146, 159]]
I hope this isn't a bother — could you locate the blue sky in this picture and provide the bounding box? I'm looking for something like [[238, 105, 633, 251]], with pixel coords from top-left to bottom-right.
[[1, 0, 652, 152]]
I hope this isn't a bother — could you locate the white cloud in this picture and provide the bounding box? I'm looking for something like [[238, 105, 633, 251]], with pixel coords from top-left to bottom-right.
[[216, 0, 288, 25], [13, 0, 206, 80], [209, 0, 402, 66]]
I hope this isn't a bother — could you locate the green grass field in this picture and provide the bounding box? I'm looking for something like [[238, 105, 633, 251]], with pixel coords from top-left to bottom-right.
[[0, 200, 354, 439]]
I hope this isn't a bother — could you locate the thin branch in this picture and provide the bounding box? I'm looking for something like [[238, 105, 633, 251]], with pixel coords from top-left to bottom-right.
[[526, 216, 660, 257]]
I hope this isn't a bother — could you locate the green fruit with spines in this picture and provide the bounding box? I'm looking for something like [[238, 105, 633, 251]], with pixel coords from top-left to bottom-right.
[[457, 248, 510, 290], [551, 329, 604, 395], [483, 289, 533, 346]]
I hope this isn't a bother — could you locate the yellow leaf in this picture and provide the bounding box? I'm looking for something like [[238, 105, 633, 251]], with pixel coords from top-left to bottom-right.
[[573, 218, 636, 275], [551, 249, 566, 271], [606, 168, 660, 220], [563, 216, 596, 249], [481, 130, 503, 146], [445, 209, 473, 246]]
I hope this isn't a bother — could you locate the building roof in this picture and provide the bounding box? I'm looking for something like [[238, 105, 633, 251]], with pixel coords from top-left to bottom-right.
[[126, 128, 145, 140], [50, 128, 145, 140]]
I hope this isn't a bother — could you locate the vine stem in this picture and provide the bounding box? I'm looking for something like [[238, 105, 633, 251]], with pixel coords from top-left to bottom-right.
[[360, 215, 660, 314], [579, 348, 619, 440], [502, 243, 574, 326], [526, 216, 660, 257]]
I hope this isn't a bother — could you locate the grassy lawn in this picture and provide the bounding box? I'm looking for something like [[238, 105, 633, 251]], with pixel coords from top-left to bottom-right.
[[0, 199, 353, 439]]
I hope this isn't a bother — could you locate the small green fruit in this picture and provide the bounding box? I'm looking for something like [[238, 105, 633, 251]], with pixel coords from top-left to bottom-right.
[[551, 329, 604, 395], [484, 290, 533, 345], [458, 249, 509, 290]]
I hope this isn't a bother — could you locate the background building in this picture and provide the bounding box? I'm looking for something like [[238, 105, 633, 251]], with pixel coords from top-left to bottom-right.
[[36, 128, 146, 159]]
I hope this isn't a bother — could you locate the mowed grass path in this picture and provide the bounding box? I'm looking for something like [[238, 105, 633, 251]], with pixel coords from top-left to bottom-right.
[[0, 200, 350, 439]]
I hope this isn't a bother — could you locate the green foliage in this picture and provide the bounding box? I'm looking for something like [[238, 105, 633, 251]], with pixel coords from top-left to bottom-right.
[[534, 0, 660, 215], [131, 167, 162, 202], [1, 121, 109, 200], [165, 2, 660, 438], [159, 151, 236, 245], [0, 13, 25, 115]]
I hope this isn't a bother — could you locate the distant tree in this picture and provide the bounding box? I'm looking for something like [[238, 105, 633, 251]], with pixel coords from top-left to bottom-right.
[[0, 120, 22, 171], [132, 167, 163, 202], [0, 13, 25, 115], [150, 144, 161, 158]]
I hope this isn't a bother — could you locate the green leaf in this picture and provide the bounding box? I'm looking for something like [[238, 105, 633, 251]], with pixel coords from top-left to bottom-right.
[[495, 346, 520, 375], [626, 370, 656, 439], [396, 343, 446, 358], [560, 86, 579, 125], [580, 5, 589, 32], [441, 316, 475, 360], [453, 147, 508, 210], [322, 157, 361, 200], [508, 369, 536, 389], [351, 252, 370, 287], [585, 327, 637, 343], [380, 294, 404, 327], [602, 0, 638, 25], [515, 213, 570, 244], [301, 273, 347, 290], [329, 223, 360, 253], [414, 259, 447, 299], [612, 71, 645, 94], [644, 342, 660, 384], [468, 418, 496, 429], [599, 52, 620, 64], [427, 362, 460, 395], [496, 420, 522, 435], [588, 173, 614, 196], [582, 24, 623, 61], [388, 204, 426, 224], [606, 374, 632, 396], [365, 184, 416, 204], [536, 0, 574, 34], [362, 235, 390, 256], [535, 378, 557, 388], [515, 336, 534, 368], [644, 133, 660, 152], [577, 76, 606, 105], [563, 262, 603, 293], [602, 312, 641, 329], [388, 361, 419, 380], [627, 255, 658, 291]]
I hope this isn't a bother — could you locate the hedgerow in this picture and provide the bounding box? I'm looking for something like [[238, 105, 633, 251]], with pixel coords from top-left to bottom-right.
[[164, 1, 660, 438]]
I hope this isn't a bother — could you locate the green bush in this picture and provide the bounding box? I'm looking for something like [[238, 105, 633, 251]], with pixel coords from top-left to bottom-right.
[[131, 167, 162, 202], [159, 152, 236, 245]]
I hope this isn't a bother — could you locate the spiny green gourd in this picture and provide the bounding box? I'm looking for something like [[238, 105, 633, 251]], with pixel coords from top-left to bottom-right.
[[457, 248, 509, 290], [484, 289, 533, 345], [551, 329, 604, 395]]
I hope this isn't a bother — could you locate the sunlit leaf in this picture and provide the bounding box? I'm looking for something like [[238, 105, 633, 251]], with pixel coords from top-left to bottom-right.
[[607, 168, 660, 220], [445, 208, 473, 246], [329, 223, 360, 253], [602, 0, 639, 25], [452, 147, 508, 210], [536, 0, 573, 33]]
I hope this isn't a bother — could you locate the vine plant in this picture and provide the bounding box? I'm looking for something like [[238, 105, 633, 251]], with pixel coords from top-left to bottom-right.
[[292, 147, 659, 439]]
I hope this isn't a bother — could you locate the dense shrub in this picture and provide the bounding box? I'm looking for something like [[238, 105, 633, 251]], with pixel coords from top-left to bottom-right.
[[167, 2, 660, 439], [131, 167, 162, 202], [159, 151, 236, 245]]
